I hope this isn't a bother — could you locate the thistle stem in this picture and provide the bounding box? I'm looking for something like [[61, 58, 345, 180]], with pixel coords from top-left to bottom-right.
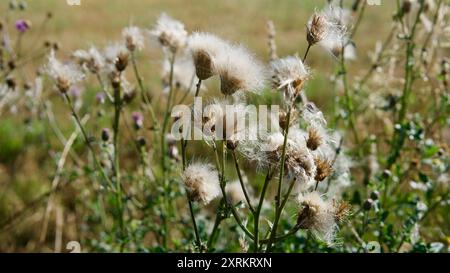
[[63, 93, 113, 189], [131, 52, 158, 128], [232, 150, 255, 213], [112, 74, 125, 251], [340, 44, 360, 145], [253, 168, 273, 253], [303, 44, 311, 63], [266, 107, 292, 252], [188, 200, 202, 251], [211, 142, 255, 241], [387, 1, 425, 168], [161, 53, 176, 173], [194, 79, 202, 97], [266, 177, 296, 252], [180, 137, 202, 252], [206, 200, 225, 251]]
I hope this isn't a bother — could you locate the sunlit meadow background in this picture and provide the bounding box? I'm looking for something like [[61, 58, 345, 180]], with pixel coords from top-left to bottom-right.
[[0, 0, 448, 252]]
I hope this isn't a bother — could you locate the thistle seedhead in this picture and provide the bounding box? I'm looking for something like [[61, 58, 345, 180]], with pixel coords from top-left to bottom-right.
[[73, 47, 105, 74], [109, 71, 121, 90], [189, 32, 231, 80], [226, 179, 252, 205], [46, 51, 84, 93], [271, 55, 309, 102], [220, 72, 244, 95], [122, 26, 144, 52], [226, 139, 238, 150], [333, 200, 351, 224], [314, 157, 333, 182], [193, 49, 214, 80], [149, 13, 188, 53], [182, 163, 221, 205], [217, 45, 266, 96], [297, 192, 337, 244], [115, 51, 129, 72], [307, 14, 327, 46], [56, 76, 70, 93], [306, 127, 323, 151]]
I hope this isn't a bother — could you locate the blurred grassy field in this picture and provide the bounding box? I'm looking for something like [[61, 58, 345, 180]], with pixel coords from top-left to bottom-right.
[[1, 0, 395, 91]]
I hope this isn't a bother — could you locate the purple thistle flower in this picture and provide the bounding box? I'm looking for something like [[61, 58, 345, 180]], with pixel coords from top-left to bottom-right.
[[101, 128, 110, 142], [96, 92, 106, 104], [132, 111, 144, 130], [68, 86, 82, 98], [15, 20, 30, 33]]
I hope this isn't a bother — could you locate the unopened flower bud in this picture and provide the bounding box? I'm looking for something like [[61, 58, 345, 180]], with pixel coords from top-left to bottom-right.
[[110, 72, 121, 90], [8, 60, 16, 70], [370, 191, 380, 200], [52, 42, 60, 51], [363, 199, 374, 211], [382, 170, 391, 179], [56, 77, 70, 93], [6, 77, 16, 89], [136, 137, 146, 147], [101, 128, 110, 142], [226, 140, 238, 150], [18, 1, 27, 10], [115, 52, 129, 72], [132, 111, 144, 130], [123, 89, 136, 104], [402, 0, 412, 15]]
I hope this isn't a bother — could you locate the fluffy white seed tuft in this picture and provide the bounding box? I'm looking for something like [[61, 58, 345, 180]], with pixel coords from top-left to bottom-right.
[[149, 13, 188, 53], [297, 191, 337, 245], [122, 26, 145, 51], [216, 45, 267, 95], [46, 51, 85, 93], [271, 55, 310, 99], [182, 163, 221, 205], [188, 32, 231, 80]]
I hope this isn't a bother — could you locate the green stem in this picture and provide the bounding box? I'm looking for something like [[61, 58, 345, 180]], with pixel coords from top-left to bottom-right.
[[63, 94, 113, 189], [131, 52, 158, 128], [253, 168, 273, 253], [188, 200, 202, 251], [350, 0, 367, 40], [303, 44, 311, 63], [265, 106, 292, 252], [266, 177, 297, 252], [112, 76, 125, 251], [181, 137, 202, 251], [161, 53, 176, 173], [159, 53, 176, 247], [260, 224, 301, 244], [387, 1, 425, 168], [340, 45, 360, 145], [211, 142, 254, 241], [206, 200, 225, 251], [194, 79, 202, 97], [232, 150, 255, 213]]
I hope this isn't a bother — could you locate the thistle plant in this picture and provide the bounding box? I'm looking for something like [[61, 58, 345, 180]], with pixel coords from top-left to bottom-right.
[[0, 0, 448, 254]]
